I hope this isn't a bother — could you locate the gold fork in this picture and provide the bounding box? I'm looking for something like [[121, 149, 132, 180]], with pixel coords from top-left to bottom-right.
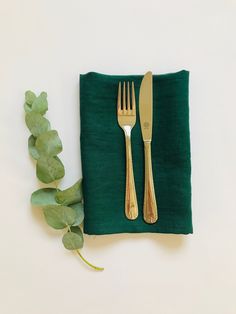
[[117, 81, 138, 220]]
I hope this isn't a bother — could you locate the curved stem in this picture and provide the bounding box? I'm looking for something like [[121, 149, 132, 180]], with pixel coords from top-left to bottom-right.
[[67, 226, 104, 271], [76, 250, 104, 271]]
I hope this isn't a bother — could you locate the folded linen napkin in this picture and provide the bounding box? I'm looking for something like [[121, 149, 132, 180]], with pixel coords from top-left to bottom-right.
[[80, 70, 192, 235]]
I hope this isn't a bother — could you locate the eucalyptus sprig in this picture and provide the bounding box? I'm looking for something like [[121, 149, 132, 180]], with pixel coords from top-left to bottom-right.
[[24, 90, 103, 271]]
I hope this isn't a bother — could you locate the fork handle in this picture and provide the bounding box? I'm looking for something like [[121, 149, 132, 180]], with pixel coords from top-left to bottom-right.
[[124, 134, 138, 220], [143, 141, 158, 224]]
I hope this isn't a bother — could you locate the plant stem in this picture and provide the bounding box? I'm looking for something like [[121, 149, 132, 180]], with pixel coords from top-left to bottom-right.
[[67, 225, 104, 271], [76, 250, 104, 271]]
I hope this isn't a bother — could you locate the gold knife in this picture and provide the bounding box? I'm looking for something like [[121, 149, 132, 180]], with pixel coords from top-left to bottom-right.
[[139, 71, 158, 224]]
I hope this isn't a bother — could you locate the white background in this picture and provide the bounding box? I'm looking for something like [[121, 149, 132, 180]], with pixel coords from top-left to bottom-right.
[[0, 0, 235, 313]]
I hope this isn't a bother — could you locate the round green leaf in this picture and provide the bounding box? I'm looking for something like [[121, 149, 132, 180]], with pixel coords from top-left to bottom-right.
[[24, 91, 37, 113], [43, 205, 76, 229], [55, 180, 82, 205], [62, 229, 84, 250], [70, 225, 83, 236], [28, 135, 40, 160], [25, 90, 36, 105], [35, 130, 62, 156], [36, 156, 65, 183], [25, 112, 51, 137], [31, 188, 59, 206], [32, 92, 48, 115], [71, 203, 84, 226]]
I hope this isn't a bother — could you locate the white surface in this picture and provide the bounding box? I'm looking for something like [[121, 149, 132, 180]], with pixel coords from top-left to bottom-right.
[[0, 0, 236, 313]]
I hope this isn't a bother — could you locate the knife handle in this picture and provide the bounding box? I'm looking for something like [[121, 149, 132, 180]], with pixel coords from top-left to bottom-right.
[[124, 134, 138, 220], [143, 141, 158, 224]]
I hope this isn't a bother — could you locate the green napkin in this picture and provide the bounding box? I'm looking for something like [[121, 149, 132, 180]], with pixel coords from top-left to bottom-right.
[[80, 70, 192, 235]]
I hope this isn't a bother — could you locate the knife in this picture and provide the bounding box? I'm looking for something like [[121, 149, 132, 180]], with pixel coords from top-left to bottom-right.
[[139, 71, 158, 224]]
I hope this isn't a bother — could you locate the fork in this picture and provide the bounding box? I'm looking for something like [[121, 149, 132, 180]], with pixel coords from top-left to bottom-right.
[[117, 81, 138, 220]]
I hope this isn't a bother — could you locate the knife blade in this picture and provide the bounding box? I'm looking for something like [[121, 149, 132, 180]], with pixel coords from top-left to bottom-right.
[[139, 71, 158, 223], [139, 71, 153, 142]]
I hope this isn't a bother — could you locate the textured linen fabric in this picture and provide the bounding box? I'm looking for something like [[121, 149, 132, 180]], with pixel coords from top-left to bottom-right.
[[80, 70, 192, 235]]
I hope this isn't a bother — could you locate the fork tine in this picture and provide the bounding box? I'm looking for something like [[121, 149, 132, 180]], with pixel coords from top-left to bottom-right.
[[131, 82, 136, 113], [123, 82, 126, 111], [117, 82, 121, 112], [127, 82, 130, 111]]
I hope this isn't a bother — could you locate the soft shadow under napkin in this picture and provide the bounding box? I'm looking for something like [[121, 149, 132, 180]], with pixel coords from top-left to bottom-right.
[[80, 71, 192, 235]]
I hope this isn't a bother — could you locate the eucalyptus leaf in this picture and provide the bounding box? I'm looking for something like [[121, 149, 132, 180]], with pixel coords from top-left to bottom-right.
[[31, 188, 59, 206], [25, 90, 36, 105], [55, 180, 82, 205], [71, 202, 84, 226], [24, 102, 32, 113], [35, 130, 62, 156], [62, 228, 84, 250], [43, 205, 76, 229], [25, 112, 50, 137], [24, 91, 37, 113], [32, 92, 48, 115], [70, 225, 83, 236], [36, 156, 65, 183], [28, 135, 40, 160]]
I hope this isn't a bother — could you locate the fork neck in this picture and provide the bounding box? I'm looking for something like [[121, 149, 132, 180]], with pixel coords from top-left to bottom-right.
[[123, 125, 132, 137]]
